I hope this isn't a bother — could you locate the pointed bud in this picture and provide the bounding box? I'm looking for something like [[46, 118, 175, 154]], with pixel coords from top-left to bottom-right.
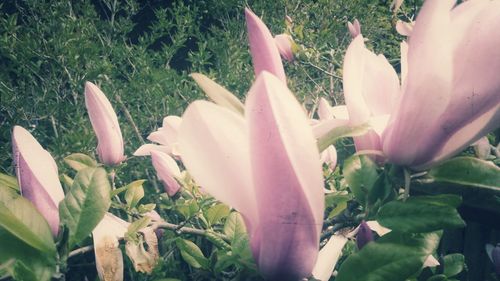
[[356, 221, 374, 249], [12, 126, 64, 236], [150, 151, 181, 197], [84, 82, 125, 166], [347, 19, 361, 38]]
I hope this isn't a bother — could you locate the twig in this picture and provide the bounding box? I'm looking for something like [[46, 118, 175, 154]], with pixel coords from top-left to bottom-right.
[[67, 221, 213, 259], [115, 95, 144, 144]]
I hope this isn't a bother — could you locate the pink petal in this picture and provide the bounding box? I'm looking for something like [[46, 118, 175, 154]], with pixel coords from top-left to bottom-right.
[[133, 144, 171, 156], [414, 105, 500, 170], [400, 41, 409, 88], [177, 101, 257, 227], [311, 234, 348, 281], [245, 8, 286, 83], [347, 19, 361, 38], [312, 119, 350, 140], [84, 82, 125, 166], [274, 34, 294, 62], [12, 126, 64, 236], [320, 145, 338, 170], [246, 72, 324, 279], [396, 20, 414, 37], [383, 0, 455, 165], [150, 151, 181, 197]]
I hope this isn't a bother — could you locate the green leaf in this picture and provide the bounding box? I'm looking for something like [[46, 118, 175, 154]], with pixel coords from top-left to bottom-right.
[[176, 199, 199, 219], [325, 192, 350, 218], [0, 173, 19, 191], [426, 157, 500, 190], [427, 274, 448, 281], [124, 180, 145, 209], [0, 228, 55, 281], [377, 195, 465, 233], [190, 73, 244, 114], [414, 157, 500, 214], [343, 155, 379, 206], [442, 253, 465, 277], [112, 179, 146, 197], [137, 203, 156, 214], [176, 238, 209, 269], [64, 153, 97, 171], [59, 167, 111, 248], [60, 174, 74, 189], [0, 197, 55, 254], [223, 212, 247, 242], [205, 203, 231, 226], [336, 232, 441, 281], [126, 216, 151, 242], [317, 123, 371, 152]]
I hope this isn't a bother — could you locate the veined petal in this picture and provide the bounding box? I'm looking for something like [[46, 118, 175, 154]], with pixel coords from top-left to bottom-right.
[[383, 0, 455, 165], [245, 8, 286, 83], [12, 126, 64, 236], [311, 234, 348, 281], [150, 151, 181, 197], [415, 105, 500, 170], [246, 72, 324, 279], [85, 82, 125, 166], [178, 101, 257, 227]]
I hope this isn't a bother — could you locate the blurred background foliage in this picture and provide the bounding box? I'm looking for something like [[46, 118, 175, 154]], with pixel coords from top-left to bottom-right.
[[0, 0, 425, 280], [0, 0, 413, 175]]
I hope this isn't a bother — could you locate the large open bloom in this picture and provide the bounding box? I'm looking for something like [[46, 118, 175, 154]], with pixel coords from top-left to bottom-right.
[[178, 72, 324, 280], [84, 82, 125, 166], [341, 0, 500, 169], [12, 126, 65, 236]]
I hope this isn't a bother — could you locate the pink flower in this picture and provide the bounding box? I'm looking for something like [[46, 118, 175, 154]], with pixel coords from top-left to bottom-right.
[[134, 116, 182, 158], [12, 126, 65, 236], [245, 8, 287, 83], [382, 0, 500, 169], [342, 35, 399, 153], [274, 34, 294, 62], [150, 151, 181, 197], [178, 72, 324, 279], [84, 82, 125, 166]]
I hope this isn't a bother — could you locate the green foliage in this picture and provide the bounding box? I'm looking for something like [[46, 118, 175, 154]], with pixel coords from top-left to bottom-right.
[[377, 195, 466, 233], [59, 167, 111, 248], [336, 232, 441, 281]]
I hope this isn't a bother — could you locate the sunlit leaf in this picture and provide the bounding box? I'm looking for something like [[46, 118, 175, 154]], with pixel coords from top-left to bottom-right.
[[64, 153, 97, 171], [59, 167, 111, 248]]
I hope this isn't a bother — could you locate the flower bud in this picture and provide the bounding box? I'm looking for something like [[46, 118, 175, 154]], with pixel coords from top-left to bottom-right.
[[356, 221, 374, 250], [84, 82, 125, 166]]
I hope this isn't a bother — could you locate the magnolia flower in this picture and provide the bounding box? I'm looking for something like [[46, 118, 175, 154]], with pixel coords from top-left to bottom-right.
[[12, 126, 65, 236], [84, 82, 125, 166], [178, 72, 324, 280], [245, 8, 286, 83], [347, 19, 361, 38], [150, 151, 181, 197], [274, 34, 294, 62], [92, 213, 129, 281], [382, 0, 500, 169], [134, 115, 181, 158], [342, 36, 399, 153]]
